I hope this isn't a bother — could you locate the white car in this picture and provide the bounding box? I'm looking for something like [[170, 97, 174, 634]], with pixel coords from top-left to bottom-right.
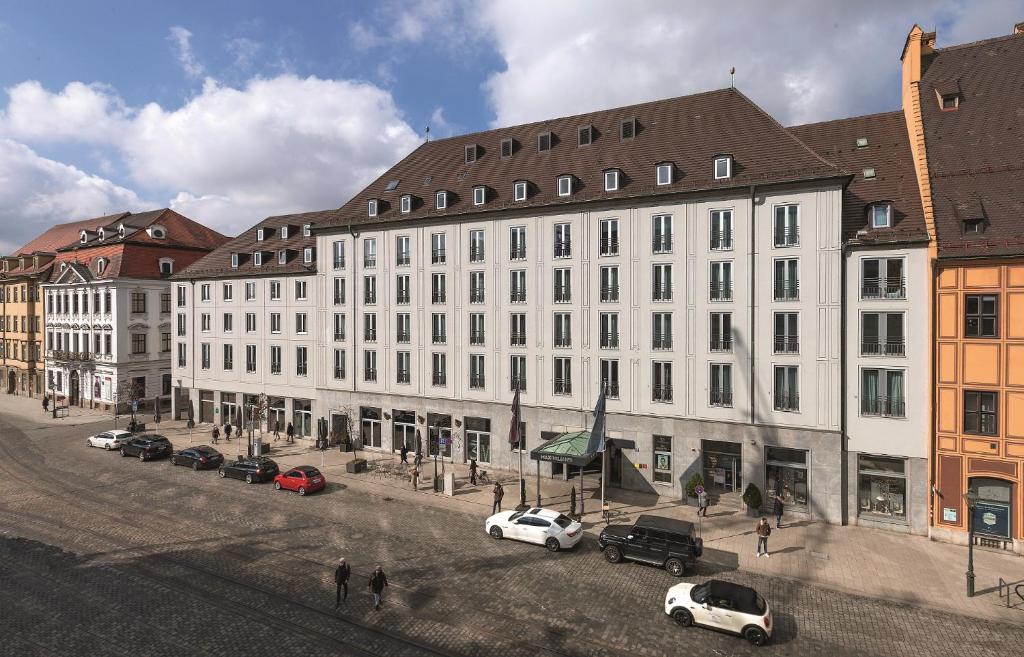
[[486, 507, 583, 552], [665, 580, 772, 646], [86, 429, 134, 450]]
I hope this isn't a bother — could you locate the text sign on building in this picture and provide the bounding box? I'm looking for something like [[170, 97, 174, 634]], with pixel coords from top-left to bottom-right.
[[942, 507, 957, 522]]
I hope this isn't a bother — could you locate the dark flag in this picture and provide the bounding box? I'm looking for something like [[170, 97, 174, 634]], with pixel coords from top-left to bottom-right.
[[585, 388, 607, 455], [508, 383, 521, 447]]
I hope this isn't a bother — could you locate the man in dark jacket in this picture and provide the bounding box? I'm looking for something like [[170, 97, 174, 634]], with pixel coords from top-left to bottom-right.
[[469, 459, 478, 486], [492, 482, 504, 514], [400, 444, 409, 464], [773, 489, 786, 529], [334, 557, 350, 608], [368, 565, 388, 610]]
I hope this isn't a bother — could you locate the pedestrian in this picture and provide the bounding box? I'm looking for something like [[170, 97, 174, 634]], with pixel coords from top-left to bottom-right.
[[469, 459, 478, 486], [273, 419, 281, 442], [368, 565, 388, 610], [286, 422, 295, 444], [334, 557, 351, 608], [410, 465, 419, 490], [224, 422, 232, 441], [400, 444, 409, 464], [756, 516, 772, 558], [492, 481, 504, 514], [773, 488, 786, 529], [696, 484, 709, 517], [211, 425, 220, 444], [42, 397, 49, 412], [414, 451, 423, 467]]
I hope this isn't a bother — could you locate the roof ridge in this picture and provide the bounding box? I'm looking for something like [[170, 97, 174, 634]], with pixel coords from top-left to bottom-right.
[[933, 31, 1023, 54], [787, 109, 903, 131]]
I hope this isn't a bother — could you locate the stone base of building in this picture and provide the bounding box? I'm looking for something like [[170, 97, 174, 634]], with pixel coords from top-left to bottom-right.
[[929, 525, 1024, 556], [846, 454, 928, 535]]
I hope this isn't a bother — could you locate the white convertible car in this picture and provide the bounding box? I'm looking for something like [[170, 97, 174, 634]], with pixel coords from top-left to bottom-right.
[[665, 579, 773, 646], [86, 429, 134, 450], [485, 507, 583, 552]]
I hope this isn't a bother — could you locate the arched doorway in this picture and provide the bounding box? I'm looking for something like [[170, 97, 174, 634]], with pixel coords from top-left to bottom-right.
[[69, 371, 80, 406], [6, 370, 15, 394]]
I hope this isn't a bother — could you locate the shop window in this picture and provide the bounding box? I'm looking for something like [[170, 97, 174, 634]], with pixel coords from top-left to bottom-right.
[[857, 456, 907, 521], [360, 407, 382, 449], [765, 447, 808, 512], [653, 435, 672, 483], [427, 413, 452, 458]]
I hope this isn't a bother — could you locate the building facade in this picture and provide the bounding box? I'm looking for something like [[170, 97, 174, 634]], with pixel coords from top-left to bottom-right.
[[0, 254, 50, 397]]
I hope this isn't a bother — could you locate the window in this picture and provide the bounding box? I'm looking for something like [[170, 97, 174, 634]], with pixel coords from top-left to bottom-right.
[[653, 435, 672, 483], [774, 312, 799, 354], [965, 295, 998, 337], [599, 218, 619, 256], [368, 199, 378, 217], [302, 247, 313, 264], [713, 155, 732, 180], [270, 313, 281, 334], [556, 175, 573, 197], [604, 169, 620, 191], [295, 280, 307, 300], [469, 229, 485, 262], [600, 266, 619, 302], [653, 362, 673, 402], [400, 195, 412, 214], [472, 186, 486, 206], [964, 391, 998, 435], [553, 268, 571, 303], [270, 345, 282, 374], [710, 363, 732, 407], [296, 346, 308, 376], [246, 344, 257, 373], [176, 313, 187, 337], [224, 313, 235, 333], [333, 349, 346, 380], [278, 250, 288, 265], [620, 117, 636, 140], [333, 313, 346, 341], [652, 264, 672, 301], [432, 352, 447, 386], [281, 225, 290, 239], [395, 274, 411, 304], [363, 239, 377, 268], [396, 351, 411, 384], [431, 233, 446, 264], [130, 292, 147, 314], [537, 132, 552, 152], [431, 272, 446, 303], [470, 354, 485, 389], [577, 124, 592, 146], [510, 270, 527, 303], [861, 369, 906, 418], [870, 203, 892, 228], [469, 271, 485, 303], [464, 143, 478, 163], [510, 226, 527, 260], [554, 357, 571, 395], [332, 240, 345, 269], [160, 293, 171, 314], [553, 223, 571, 258], [396, 313, 411, 343], [653, 312, 672, 350], [774, 204, 799, 247], [656, 163, 672, 186], [710, 261, 733, 301], [432, 313, 447, 344], [710, 210, 733, 250], [201, 313, 211, 332], [201, 343, 211, 370], [270, 280, 281, 300], [244, 281, 255, 301], [861, 312, 904, 355], [858, 456, 907, 521], [501, 138, 514, 158], [364, 275, 377, 304], [773, 366, 799, 411], [257, 227, 266, 241], [333, 277, 346, 305], [435, 190, 448, 210], [223, 344, 234, 370], [469, 313, 485, 346], [160, 332, 171, 353], [553, 312, 571, 348], [774, 258, 799, 300], [766, 447, 809, 511], [510, 313, 527, 347], [295, 312, 307, 334], [97, 258, 107, 274], [600, 312, 618, 349], [363, 313, 377, 342], [230, 253, 239, 268], [601, 359, 619, 398], [861, 258, 905, 299], [222, 283, 233, 302], [652, 214, 672, 252], [710, 312, 732, 351]]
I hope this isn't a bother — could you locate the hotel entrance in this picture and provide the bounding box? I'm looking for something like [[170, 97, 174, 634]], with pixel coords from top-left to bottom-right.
[[702, 440, 742, 506]]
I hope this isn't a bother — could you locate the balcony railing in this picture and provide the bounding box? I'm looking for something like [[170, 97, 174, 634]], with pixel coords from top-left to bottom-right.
[[469, 247, 485, 262], [470, 375, 485, 389], [861, 277, 906, 300], [554, 241, 571, 258], [774, 227, 799, 247], [510, 246, 527, 260], [364, 330, 377, 342], [652, 336, 672, 350], [709, 282, 732, 301], [334, 332, 345, 341], [333, 257, 345, 270], [553, 287, 571, 303], [600, 238, 619, 256], [861, 396, 906, 418], [396, 254, 411, 266], [510, 376, 526, 392], [363, 368, 378, 382], [710, 388, 733, 407], [470, 289, 485, 303], [510, 290, 527, 304], [861, 340, 906, 356], [554, 335, 571, 348], [600, 335, 619, 349], [603, 381, 620, 398], [469, 331, 485, 346], [554, 378, 572, 395], [774, 337, 799, 354], [653, 285, 673, 302], [397, 331, 410, 343], [510, 333, 526, 347], [432, 292, 446, 304], [432, 373, 447, 386], [774, 281, 800, 301], [601, 285, 619, 302], [432, 249, 446, 265], [710, 338, 732, 352], [364, 291, 377, 304], [773, 392, 800, 412], [334, 366, 345, 379], [397, 293, 410, 305], [334, 292, 346, 305], [710, 230, 733, 250], [432, 333, 446, 345], [364, 256, 377, 268], [653, 385, 673, 403], [652, 236, 672, 253], [396, 370, 410, 384]]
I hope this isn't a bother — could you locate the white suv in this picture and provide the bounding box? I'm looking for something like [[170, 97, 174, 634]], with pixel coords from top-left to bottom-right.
[[486, 507, 582, 552], [86, 430, 134, 450], [665, 580, 772, 646]]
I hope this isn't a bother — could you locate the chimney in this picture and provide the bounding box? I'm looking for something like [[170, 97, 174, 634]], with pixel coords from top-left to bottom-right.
[[1014, 21, 1024, 35]]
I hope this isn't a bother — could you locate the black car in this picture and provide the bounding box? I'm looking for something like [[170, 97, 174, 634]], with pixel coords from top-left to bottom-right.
[[598, 515, 703, 576], [120, 435, 173, 461], [170, 445, 224, 470], [219, 456, 279, 484]]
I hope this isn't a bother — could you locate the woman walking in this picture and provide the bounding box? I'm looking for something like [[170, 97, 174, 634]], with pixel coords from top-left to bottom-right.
[[211, 425, 220, 444], [286, 422, 295, 444]]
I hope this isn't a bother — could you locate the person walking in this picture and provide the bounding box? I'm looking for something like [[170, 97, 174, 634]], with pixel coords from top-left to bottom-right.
[[334, 558, 351, 608], [410, 465, 419, 490], [756, 517, 772, 558], [273, 419, 281, 442], [400, 444, 409, 465], [211, 425, 220, 444], [368, 566, 388, 610], [696, 484, 709, 517], [773, 489, 786, 529], [224, 422, 232, 441], [414, 451, 423, 467], [492, 482, 504, 514], [286, 422, 295, 444], [469, 459, 478, 486], [42, 397, 49, 412]]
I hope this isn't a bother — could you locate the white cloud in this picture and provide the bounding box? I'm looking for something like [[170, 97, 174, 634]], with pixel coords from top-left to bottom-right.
[[226, 37, 262, 70], [168, 26, 204, 79], [0, 80, 130, 143], [0, 138, 145, 253], [428, 106, 459, 138]]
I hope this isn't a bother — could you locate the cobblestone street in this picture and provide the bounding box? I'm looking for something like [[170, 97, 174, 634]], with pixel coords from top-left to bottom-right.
[[1, 409, 1022, 656]]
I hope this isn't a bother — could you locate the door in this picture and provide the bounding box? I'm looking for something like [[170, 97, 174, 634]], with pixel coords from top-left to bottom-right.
[[69, 371, 80, 405], [609, 447, 622, 485], [6, 370, 14, 394], [531, 518, 553, 545], [624, 527, 650, 561]]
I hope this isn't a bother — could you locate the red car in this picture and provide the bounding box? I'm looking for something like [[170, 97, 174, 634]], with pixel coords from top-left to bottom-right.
[[273, 466, 326, 496]]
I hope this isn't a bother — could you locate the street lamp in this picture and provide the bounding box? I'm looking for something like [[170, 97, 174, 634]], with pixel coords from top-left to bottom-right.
[[963, 488, 979, 597]]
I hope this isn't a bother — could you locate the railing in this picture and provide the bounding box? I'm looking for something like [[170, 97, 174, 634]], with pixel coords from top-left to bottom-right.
[[364, 368, 377, 382], [396, 331, 410, 343], [334, 332, 345, 342], [432, 249, 446, 264], [554, 378, 572, 395], [860, 340, 906, 356], [603, 381, 620, 398], [861, 396, 906, 418], [469, 247, 484, 262], [432, 292, 446, 304], [470, 331, 485, 346], [510, 290, 527, 304], [601, 285, 619, 302], [396, 293, 410, 305], [710, 230, 733, 250], [774, 227, 799, 247], [396, 254, 410, 266], [432, 333, 446, 345], [364, 256, 377, 268], [774, 281, 800, 301], [510, 333, 526, 347], [652, 336, 672, 350], [710, 388, 733, 407], [601, 335, 619, 349], [554, 336, 571, 348], [652, 236, 672, 253], [510, 376, 526, 392], [364, 292, 377, 304], [774, 337, 800, 354], [470, 289, 485, 303], [333, 257, 345, 270], [653, 385, 673, 402], [774, 392, 800, 412], [432, 373, 446, 386], [710, 338, 732, 352], [364, 330, 377, 342], [553, 242, 571, 258], [553, 287, 571, 303], [510, 246, 527, 260], [710, 282, 732, 301], [861, 277, 906, 299], [600, 238, 619, 256], [334, 292, 346, 305], [470, 376, 485, 389], [653, 285, 673, 302], [396, 370, 410, 384], [334, 366, 345, 379]]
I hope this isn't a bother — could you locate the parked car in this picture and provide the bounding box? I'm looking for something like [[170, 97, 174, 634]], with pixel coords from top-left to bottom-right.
[[665, 579, 772, 646], [218, 457, 279, 484], [485, 507, 583, 552], [170, 445, 224, 470], [119, 435, 173, 461], [598, 515, 703, 576], [86, 429, 133, 450], [273, 466, 326, 495]]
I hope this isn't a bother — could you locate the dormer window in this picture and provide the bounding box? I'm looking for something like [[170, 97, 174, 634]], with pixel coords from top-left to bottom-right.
[[80, 231, 88, 244], [856, 137, 869, 149], [97, 258, 107, 275], [18, 258, 24, 269], [278, 250, 287, 265], [863, 168, 876, 180], [578, 124, 593, 147], [230, 253, 239, 269], [254, 252, 263, 267], [159, 258, 174, 275], [281, 225, 289, 239], [465, 144, 478, 164], [303, 247, 313, 263], [400, 194, 412, 214], [118, 225, 125, 239], [620, 117, 637, 140], [557, 175, 573, 197], [964, 219, 985, 234], [714, 155, 733, 180], [435, 190, 448, 210], [940, 93, 960, 110], [500, 138, 515, 158], [656, 163, 673, 186], [869, 202, 892, 229], [303, 224, 311, 237], [368, 199, 379, 217], [257, 228, 265, 241], [538, 132, 552, 152], [513, 181, 528, 202], [97, 228, 105, 241], [473, 186, 487, 206], [149, 226, 166, 239], [604, 169, 621, 192]]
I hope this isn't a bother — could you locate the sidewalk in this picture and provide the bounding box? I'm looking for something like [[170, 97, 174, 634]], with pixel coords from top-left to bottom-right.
[[4, 391, 1022, 627]]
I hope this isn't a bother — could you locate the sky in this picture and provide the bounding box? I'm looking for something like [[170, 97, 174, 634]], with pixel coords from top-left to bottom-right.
[[1, 0, 1022, 253]]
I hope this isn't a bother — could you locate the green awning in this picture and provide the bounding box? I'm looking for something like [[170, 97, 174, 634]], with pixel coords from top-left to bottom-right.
[[530, 430, 597, 467]]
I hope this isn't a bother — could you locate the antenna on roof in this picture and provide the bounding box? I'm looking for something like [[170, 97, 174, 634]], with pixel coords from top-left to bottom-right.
[[730, 67, 736, 88], [424, 125, 431, 143]]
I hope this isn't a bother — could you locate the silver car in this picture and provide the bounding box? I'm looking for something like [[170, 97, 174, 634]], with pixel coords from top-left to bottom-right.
[[86, 429, 134, 450]]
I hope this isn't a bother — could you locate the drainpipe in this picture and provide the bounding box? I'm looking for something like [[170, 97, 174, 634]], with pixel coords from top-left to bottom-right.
[[348, 224, 360, 399], [748, 185, 757, 425], [840, 243, 849, 526]]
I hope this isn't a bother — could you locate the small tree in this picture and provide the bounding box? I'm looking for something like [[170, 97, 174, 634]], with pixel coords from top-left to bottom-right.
[[115, 379, 144, 426], [685, 472, 705, 498], [742, 483, 763, 510]]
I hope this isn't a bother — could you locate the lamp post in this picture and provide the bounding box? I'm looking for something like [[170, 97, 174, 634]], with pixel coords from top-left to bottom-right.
[[963, 488, 979, 597]]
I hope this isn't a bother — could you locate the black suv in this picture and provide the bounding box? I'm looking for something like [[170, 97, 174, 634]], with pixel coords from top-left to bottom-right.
[[120, 435, 173, 461], [219, 457, 279, 484], [598, 515, 703, 576], [170, 445, 224, 470]]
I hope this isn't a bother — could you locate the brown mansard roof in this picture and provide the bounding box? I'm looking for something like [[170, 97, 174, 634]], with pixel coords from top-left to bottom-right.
[[317, 87, 846, 231], [790, 111, 928, 246], [920, 31, 1024, 257]]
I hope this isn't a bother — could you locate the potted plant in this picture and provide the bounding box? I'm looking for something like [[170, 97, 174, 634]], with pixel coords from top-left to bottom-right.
[[685, 473, 705, 507], [742, 483, 763, 517]]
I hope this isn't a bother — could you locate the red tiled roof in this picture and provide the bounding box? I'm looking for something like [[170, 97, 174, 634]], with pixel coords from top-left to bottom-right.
[[14, 213, 129, 255]]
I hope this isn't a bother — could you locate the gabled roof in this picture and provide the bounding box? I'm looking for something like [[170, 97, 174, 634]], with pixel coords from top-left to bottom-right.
[[14, 213, 129, 255], [61, 208, 227, 252], [318, 87, 845, 232], [52, 262, 93, 285], [789, 111, 928, 246]]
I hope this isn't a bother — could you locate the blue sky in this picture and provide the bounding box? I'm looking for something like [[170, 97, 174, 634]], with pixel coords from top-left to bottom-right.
[[1, 0, 1021, 252]]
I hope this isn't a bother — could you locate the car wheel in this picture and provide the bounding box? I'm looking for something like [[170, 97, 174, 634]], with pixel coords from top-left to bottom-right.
[[218, 468, 226, 478], [298, 487, 306, 496], [603, 546, 623, 563], [545, 537, 560, 552], [489, 526, 503, 539], [105, 444, 112, 451], [120, 448, 128, 457], [671, 608, 694, 627], [139, 452, 147, 462], [245, 474, 253, 484], [274, 481, 282, 490], [665, 558, 685, 577], [743, 626, 768, 647], [192, 462, 199, 471]]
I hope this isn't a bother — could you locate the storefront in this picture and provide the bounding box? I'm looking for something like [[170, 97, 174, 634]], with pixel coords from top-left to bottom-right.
[[765, 447, 809, 512], [702, 440, 741, 496], [220, 392, 238, 426], [428, 413, 452, 458], [199, 390, 214, 423], [857, 455, 907, 523], [292, 398, 312, 437], [464, 416, 491, 463], [268, 397, 286, 432], [360, 407, 382, 449], [392, 410, 416, 453]]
